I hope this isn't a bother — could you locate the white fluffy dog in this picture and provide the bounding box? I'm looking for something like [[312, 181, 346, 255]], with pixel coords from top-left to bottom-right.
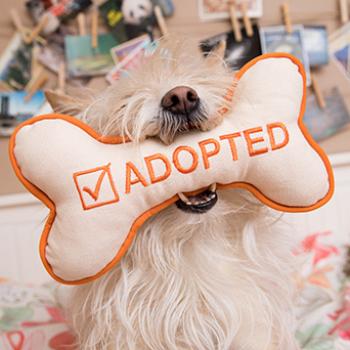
[[47, 38, 300, 350]]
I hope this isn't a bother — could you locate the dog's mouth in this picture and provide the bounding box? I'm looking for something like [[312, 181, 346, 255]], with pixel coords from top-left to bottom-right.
[[158, 103, 209, 145], [176, 183, 218, 214]]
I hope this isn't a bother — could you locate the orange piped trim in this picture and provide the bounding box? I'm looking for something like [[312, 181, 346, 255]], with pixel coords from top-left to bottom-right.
[[8, 53, 335, 285]]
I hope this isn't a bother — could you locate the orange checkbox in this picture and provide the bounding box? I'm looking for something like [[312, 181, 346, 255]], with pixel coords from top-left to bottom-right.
[[73, 163, 119, 210]]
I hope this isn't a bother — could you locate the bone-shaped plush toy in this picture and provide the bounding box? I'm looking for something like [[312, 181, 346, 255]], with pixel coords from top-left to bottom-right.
[[9, 54, 334, 284]]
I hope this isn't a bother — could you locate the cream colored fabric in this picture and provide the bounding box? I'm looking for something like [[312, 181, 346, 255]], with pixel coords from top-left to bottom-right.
[[12, 55, 332, 283]]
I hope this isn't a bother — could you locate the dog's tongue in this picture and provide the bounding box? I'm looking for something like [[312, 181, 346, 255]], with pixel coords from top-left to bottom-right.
[[176, 184, 218, 214]]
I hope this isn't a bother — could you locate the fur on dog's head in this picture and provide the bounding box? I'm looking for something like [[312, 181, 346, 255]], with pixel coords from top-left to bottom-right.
[[46, 36, 232, 145]]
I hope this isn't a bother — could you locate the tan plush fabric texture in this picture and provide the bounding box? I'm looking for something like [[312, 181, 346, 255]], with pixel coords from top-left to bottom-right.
[[10, 54, 333, 284]]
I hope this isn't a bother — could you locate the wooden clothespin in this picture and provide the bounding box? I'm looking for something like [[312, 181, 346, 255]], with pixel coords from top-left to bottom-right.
[[10, 9, 31, 44], [27, 14, 49, 44], [30, 45, 42, 78], [228, 1, 242, 42], [311, 73, 326, 109], [25, 67, 49, 101], [339, 0, 349, 24], [240, 1, 253, 37], [11, 9, 47, 45], [77, 13, 87, 36], [154, 5, 168, 36], [57, 62, 66, 93], [0, 81, 14, 93], [91, 6, 99, 48], [281, 3, 292, 34], [35, 35, 47, 46]]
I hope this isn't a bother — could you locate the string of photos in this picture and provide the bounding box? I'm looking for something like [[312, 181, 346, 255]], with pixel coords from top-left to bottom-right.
[[0, 0, 350, 142]]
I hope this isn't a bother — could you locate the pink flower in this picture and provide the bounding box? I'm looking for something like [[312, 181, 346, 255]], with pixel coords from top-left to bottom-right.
[[300, 231, 339, 266]]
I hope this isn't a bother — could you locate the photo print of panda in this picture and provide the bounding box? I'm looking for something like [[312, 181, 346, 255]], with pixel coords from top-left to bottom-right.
[[99, 0, 174, 43]]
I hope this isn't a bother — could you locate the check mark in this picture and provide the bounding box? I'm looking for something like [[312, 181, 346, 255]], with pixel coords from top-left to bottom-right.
[[82, 164, 110, 201], [74, 163, 119, 210]]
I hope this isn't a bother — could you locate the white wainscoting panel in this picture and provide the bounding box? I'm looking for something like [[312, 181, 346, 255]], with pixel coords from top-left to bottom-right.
[[0, 153, 349, 285], [0, 194, 49, 284], [285, 152, 350, 243]]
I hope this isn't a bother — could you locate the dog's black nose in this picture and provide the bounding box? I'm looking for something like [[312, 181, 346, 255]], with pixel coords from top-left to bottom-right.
[[161, 86, 199, 115]]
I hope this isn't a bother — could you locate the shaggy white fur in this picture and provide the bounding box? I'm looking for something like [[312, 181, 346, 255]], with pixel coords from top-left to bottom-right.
[[68, 192, 300, 350], [48, 37, 301, 350]]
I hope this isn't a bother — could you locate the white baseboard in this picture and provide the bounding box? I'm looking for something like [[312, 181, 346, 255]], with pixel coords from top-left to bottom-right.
[[0, 192, 41, 208], [329, 152, 350, 167]]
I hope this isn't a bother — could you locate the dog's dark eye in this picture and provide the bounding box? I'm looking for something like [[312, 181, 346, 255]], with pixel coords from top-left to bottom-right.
[[130, 10, 134, 18], [139, 5, 145, 10]]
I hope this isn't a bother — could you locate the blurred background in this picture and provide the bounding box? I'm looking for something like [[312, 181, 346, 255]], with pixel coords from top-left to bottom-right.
[[0, 1, 350, 348]]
